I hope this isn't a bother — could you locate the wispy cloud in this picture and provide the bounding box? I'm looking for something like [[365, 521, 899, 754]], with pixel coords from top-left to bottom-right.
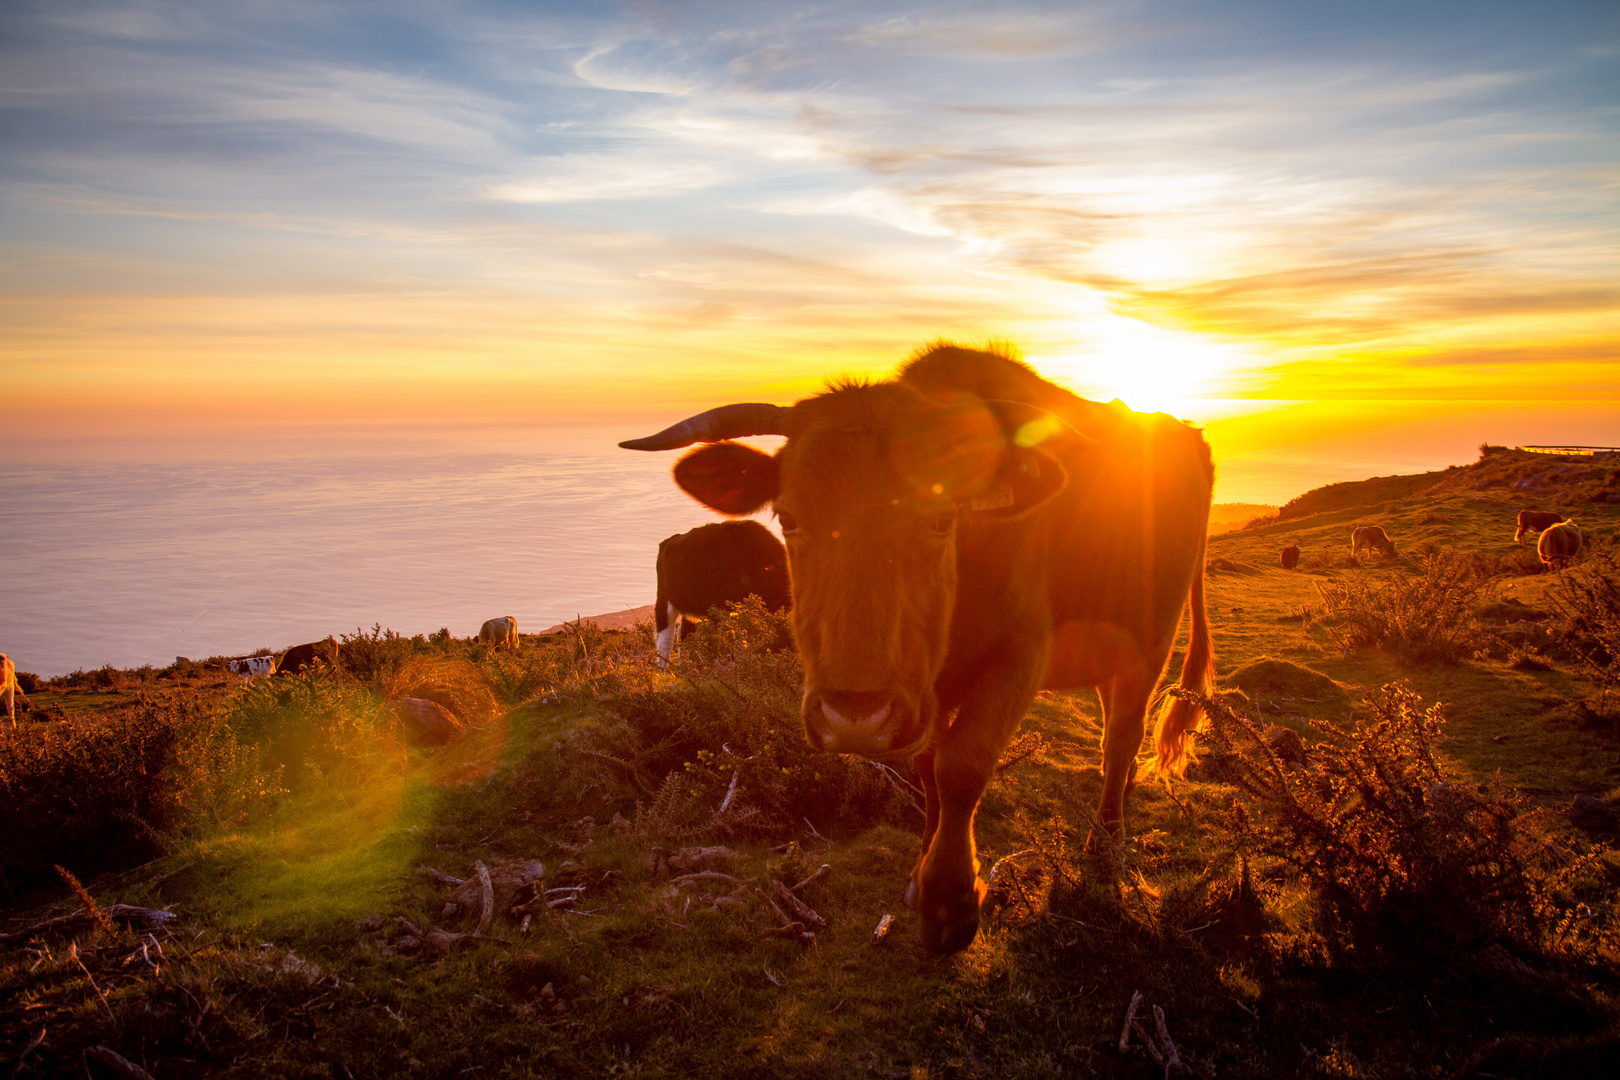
[[0, 0, 1614, 434]]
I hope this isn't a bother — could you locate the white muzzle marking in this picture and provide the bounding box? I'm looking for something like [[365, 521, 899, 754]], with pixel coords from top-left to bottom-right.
[[817, 699, 893, 753]]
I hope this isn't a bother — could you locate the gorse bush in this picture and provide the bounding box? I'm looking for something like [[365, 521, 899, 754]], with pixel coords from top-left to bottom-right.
[[1186, 683, 1616, 970], [0, 696, 277, 881], [1548, 538, 1620, 715], [221, 671, 398, 786], [1316, 547, 1496, 661]]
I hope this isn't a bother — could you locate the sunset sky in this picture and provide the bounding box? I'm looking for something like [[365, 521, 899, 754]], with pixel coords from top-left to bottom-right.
[[2, 1, 1615, 500]]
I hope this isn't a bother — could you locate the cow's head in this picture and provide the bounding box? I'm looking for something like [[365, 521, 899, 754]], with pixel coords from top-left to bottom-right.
[[622, 384, 1074, 761]]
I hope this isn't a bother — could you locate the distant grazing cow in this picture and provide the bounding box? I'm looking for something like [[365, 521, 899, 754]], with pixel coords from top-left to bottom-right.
[[277, 638, 337, 676], [655, 520, 791, 661], [623, 343, 1213, 953], [1280, 545, 1300, 570], [480, 616, 519, 651], [1516, 510, 1566, 545], [1538, 521, 1583, 568], [2, 653, 15, 727], [1351, 525, 1397, 558], [226, 655, 276, 683]]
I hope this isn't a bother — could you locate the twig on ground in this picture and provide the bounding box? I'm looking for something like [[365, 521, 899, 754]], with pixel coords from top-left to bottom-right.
[[69, 943, 113, 1019], [1119, 990, 1143, 1054], [416, 865, 465, 888], [790, 864, 831, 893], [769, 879, 827, 930], [871, 914, 895, 946], [474, 862, 494, 937], [84, 1046, 153, 1080], [0, 905, 176, 947]]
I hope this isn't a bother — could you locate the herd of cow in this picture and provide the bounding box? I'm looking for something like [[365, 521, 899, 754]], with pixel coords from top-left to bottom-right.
[[1276, 510, 1583, 571]]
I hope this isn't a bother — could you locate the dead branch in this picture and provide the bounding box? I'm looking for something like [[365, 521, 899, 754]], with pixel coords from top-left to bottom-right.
[[867, 761, 925, 814], [760, 921, 814, 942], [474, 862, 494, 937], [1119, 990, 1143, 1054], [755, 888, 793, 928], [0, 905, 176, 946], [769, 879, 827, 930], [871, 913, 895, 946], [1132, 1019, 1166, 1067], [790, 864, 831, 893], [84, 1046, 154, 1080], [1154, 1005, 1191, 1076], [416, 865, 465, 888]]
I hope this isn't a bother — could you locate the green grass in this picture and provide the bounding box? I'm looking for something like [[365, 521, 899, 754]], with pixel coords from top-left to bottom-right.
[[4, 450, 1620, 1078]]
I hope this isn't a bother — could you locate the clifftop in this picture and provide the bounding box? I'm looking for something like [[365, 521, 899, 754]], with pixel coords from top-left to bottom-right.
[[1270, 446, 1618, 524]]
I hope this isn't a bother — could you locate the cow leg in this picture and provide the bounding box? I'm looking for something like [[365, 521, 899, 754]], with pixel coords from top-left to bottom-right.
[[1095, 670, 1154, 840], [916, 664, 1041, 954], [655, 601, 676, 661], [905, 749, 942, 911]]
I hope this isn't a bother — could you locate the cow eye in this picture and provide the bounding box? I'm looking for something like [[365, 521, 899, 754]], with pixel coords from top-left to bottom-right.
[[931, 510, 954, 535], [777, 511, 800, 535]]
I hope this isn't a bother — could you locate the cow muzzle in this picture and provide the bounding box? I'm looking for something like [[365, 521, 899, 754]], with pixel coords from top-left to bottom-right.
[[805, 689, 925, 760]]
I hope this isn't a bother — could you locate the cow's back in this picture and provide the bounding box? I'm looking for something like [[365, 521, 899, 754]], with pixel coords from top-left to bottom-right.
[[659, 520, 789, 615], [900, 346, 1213, 652]]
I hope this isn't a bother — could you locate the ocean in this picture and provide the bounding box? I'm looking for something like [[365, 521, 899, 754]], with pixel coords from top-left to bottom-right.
[[0, 416, 1505, 677], [1, 424, 740, 677]]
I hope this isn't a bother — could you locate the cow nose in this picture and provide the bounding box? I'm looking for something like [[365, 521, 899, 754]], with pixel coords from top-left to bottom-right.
[[815, 690, 898, 755], [820, 690, 892, 726]]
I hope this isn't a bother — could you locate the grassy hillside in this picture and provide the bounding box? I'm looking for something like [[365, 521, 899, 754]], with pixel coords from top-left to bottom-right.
[[4, 449, 1620, 1079]]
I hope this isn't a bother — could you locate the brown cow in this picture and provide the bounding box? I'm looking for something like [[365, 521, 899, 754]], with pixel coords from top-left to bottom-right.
[[1516, 510, 1565, 545], [2, 653, 15, 728], [277, 638, 337, 676], [479, 616, 519, 650], [1280, 545, 1300, 570], [1538, 521, 1582, 568], [1351, 525, 1397, 557], [622, 343, 1213, 953]]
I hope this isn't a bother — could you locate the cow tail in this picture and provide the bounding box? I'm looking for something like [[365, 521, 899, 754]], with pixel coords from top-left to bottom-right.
[[1153, 548, 1214, 777]]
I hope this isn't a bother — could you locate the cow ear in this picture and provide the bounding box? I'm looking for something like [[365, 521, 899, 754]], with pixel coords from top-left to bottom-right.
[[966, 446, 1066, 519], [673, 441, 779, 516]]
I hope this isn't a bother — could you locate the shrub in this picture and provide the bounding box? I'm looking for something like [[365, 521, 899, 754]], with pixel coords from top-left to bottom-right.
[[220, 671, 397, 786], [1315, 547, 1496, 661], [0, 696, 276, 882], [335, 623, 421, 686], [1547, 538, 1620, 715], [589, 597, 912, 839], [1185, 684, 1614, 969]]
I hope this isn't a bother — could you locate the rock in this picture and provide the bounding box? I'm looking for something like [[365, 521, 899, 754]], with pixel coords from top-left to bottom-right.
[[1567, 794, 1617, 832], [392, 697, 462, 746], [1263, 726, 1308, 766]]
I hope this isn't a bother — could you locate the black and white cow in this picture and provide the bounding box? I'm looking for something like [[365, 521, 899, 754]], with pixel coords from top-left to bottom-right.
[[227, 655, 277, 683], [655, 520, 791, 660]]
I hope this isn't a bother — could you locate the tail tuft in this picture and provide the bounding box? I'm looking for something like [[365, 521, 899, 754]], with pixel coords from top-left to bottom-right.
[[1152, 554, 1214, 777]]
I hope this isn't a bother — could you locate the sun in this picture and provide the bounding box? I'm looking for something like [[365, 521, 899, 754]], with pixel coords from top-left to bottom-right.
[[1042, 315, 1254, 416]]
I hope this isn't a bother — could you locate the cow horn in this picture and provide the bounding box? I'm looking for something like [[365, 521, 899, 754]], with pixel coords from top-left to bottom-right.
[[619, 403, 791, 451]]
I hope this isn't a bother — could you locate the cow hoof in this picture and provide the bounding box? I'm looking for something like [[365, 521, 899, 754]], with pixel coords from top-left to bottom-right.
[[919, 880, 987, 955]]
